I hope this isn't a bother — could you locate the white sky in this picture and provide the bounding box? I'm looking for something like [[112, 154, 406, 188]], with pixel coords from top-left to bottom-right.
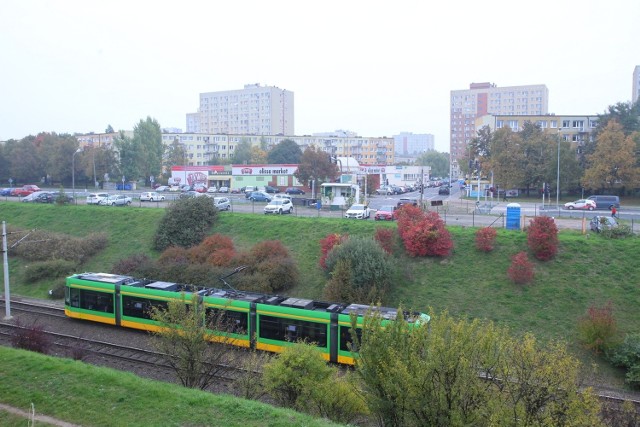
[[1, 0, 638, 152]]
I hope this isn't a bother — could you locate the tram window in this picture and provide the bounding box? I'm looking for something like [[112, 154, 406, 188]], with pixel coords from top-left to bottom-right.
[[69, 288, 80, 308], [206, 308, 248, 334], [77, 289, 113, 313], [259, 315, 327, 348], [339, 326, 361, 352], [122, 296, 167, 319]]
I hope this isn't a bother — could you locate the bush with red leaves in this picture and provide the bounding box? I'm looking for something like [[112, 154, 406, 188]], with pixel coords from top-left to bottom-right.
[[374, 228, 396, 254], [188, 234, 235, 264], [475, 227, 497, 252], [158, 246, 190, 265], [397, 207, 453, 257], [527, 216, 558, 261], [319, 233, 347, 269], [507, 251, 535, 284], [10, 319, 51, 354], [577, 301, 618, 354]]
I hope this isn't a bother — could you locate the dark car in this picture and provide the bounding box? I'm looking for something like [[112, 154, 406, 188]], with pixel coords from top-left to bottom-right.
[[438, 186, 450, 196], [34, 192, 74, 204], [285, 187, 305, 195], [248, 191, 272, 202], [397, 198, 418, 208], [264, 185, 280, 194]]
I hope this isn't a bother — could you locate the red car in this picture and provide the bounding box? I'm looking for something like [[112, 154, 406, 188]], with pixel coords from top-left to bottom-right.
[[374, 205, 398, 221], [12, 185, 42, 197]]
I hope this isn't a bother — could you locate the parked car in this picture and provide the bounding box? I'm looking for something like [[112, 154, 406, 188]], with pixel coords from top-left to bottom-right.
[[344, 203, 371, 219], [86, 192, 110, 205], [0, 188, 13, 196], [140, 192, 165, 202], [179, 191, 205, 199], [397, 198, 418, 208], [194, 185, 208, 193], [248, 191, 272, 202], [587, 195, 620, 210], [564, 199, 596, 211], [13, 185, 42, 197], [155, 185, 170, 192], [590, 216, 618, 233], [285, 187, 305, 195], [264, 198, 293, 214], [21, 191, 49, 202], [438, 186, 450, 195], [263, 185, 280, 194], [212, 197, 231, 211], [218, 186, 230, 193], [244, 186, 257, 195], [206, 187, 218, 194], [375, 186, 392, 195], [34, 192, 74, 204], [99, 195, 132, 206], [273, 194, 292, 201], [168, 185, 181, 192], [374, 205, 398, 221]]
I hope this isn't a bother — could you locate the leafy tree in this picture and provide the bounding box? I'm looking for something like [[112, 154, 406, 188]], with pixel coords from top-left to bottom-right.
[[582, 120, 640, 192], [164, 138, 187, 176], [36, 133, 79, 185], [250, 145, 267, 164], [596, 101, 640, 136], [105, 124, 114, 133], [153, 197, 219, 250], [324, 236, 392, 303], [267, 139, 302, 164], [486, 127, 526, 193], [6, 136, 45, 184], [149, 291, 239, 390], [294, 146, 339, 187], [133, 117, 163, 184], [232, 138, 253, 164], [233, 240, 300, 293], [415, 150, 449, 178], [113, 131, 139, 182]]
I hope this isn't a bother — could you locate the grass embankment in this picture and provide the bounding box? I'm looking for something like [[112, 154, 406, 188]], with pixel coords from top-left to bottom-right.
[[0, 347, 341, 427], [2, 203, 640, 387]]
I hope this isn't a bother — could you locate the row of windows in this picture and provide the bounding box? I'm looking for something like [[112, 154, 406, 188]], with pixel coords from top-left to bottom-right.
[[68, 288, 114, 313]]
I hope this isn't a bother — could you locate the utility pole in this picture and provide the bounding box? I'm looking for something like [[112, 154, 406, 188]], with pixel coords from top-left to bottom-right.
[[2, 221, 12, 319]]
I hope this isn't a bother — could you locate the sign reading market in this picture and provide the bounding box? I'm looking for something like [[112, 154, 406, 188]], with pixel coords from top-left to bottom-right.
[[231, 164, 299, 176]]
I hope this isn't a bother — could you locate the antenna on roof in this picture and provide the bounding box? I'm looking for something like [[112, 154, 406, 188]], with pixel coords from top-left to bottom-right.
[[218, 265, 247, 292]]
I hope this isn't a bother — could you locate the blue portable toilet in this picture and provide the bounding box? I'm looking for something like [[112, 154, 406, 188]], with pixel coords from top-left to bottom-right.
[[506, 203, 521, 230]]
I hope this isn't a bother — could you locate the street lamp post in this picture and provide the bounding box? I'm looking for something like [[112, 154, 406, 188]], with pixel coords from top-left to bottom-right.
[[72, 148, 83, 200], [556, 129, 562, 209]]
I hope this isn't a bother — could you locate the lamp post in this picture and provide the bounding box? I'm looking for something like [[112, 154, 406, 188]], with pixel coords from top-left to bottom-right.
[[72, 148, 83, 200], [556, 128, 562, 209]]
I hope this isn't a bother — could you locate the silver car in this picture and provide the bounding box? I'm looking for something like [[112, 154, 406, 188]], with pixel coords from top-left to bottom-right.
[[99, 194, 132, 206], [213, 197, 231, 211], [86, 192, 110, 205], [140, 192, 165, 202]]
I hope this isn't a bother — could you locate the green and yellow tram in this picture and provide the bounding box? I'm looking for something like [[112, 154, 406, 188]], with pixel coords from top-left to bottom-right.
[[65, 272, 429, 365]]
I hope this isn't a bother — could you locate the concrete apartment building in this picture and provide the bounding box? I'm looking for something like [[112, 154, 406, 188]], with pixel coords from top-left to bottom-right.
[[393, 132, 435, 155], [186, 83, 294, 136], [160, 132, 395, 167], [633, 65, 640, 104], [450, 82, 549, 177]]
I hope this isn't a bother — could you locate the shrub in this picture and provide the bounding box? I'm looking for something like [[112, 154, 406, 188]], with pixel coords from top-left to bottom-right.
[[10, 318, 51, 354], [23, 259, 76, 282], [475, 227, 497, 252], [319, 233, 347, 269], [111, 253, 153, 276], [323, 259, 354, 303], [374, 227, 396, 254], [249, 240, 290, 262], [233, 241, 300, 293], [602, 224, 633, 239], [607, 333, 640, 389], [206, 248, 236, 267], [188, 234, 235, 264], [578, 301, 618, 354], [48, 283, 65, 299], [10, 230, 107, 263], [527, 216, 558, 261], [324, 236, 392, 303], [153, 197, 219, 250], [158, 246, 190, 265], [507, 251, 534, 284], [396, 205, 425, 241], [400, 212, 453, 257]]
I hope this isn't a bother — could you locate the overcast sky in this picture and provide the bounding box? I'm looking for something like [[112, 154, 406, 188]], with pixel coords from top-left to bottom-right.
[[1, 0, 638, 152]]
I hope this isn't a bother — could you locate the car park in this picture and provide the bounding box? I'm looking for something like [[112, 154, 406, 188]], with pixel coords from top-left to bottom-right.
[[374, 205, 397, 221], [344, 203, 371, 219], [140, 192, 165, 202], [590, 216, 618, 232], [212, 197, 231, 211], [248, 191, 272, 202], [86, 192, 110, 205], [564, 199, 596, 211], [99, 195, 132, 206], [264, 198, 293, 214], [285, 187, 305, 195]]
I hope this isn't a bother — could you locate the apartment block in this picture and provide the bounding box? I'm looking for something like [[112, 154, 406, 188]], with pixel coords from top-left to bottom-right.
[[393, 132, 435, 155], [187, 83, 294, 136], [450, 82, 549, 173], [633, 65, 640, 104]]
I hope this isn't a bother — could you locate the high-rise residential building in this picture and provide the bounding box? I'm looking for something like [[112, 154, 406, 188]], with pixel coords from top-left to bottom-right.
[[187, 83, 294, 135], [450, 82, 549, 173], [393, 132, 435, 155], [633, 66, 640, 104]]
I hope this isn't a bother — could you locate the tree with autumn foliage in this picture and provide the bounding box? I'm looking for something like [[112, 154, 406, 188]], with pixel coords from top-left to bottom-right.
[[294, 146, 339, 188], [396, 205, 453, 257], [582, 120, 640, 192]]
